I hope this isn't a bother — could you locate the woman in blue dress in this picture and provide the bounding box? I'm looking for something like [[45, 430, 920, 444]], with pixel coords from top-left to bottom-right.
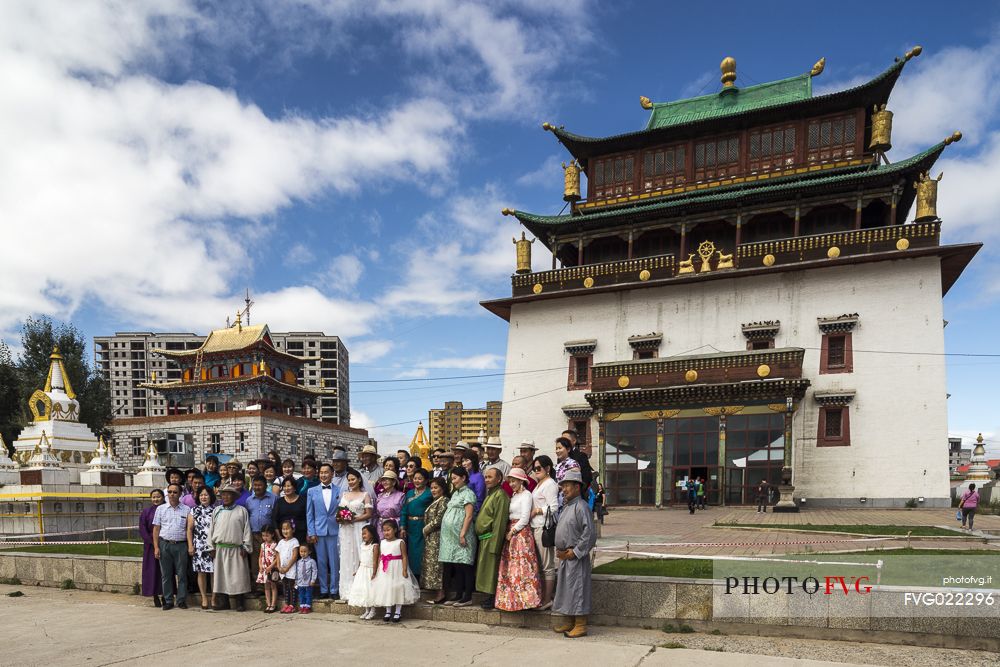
[[400, 468, 432, 580]]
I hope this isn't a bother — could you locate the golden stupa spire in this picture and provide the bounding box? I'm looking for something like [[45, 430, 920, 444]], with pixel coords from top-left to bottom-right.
[[409, 421, 431, 461]]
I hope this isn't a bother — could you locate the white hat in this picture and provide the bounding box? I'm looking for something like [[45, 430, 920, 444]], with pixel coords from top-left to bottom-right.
[[485, 436, 502, 449], [361, 444, 378, 455], [518, 439, 537, 451]]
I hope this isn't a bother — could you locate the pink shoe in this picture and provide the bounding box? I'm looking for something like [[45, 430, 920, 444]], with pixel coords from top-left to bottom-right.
[[280, 605, 295, 614], [300, 607, 311, 614]]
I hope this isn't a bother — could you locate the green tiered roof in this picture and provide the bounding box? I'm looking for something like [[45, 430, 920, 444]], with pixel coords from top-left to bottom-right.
[[509, 141, 948, 239], [645, 74, 812, 130]]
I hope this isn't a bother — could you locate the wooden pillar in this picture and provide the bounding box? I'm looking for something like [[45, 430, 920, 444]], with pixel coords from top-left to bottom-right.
[[783, 399, 794, 482], [655, 418, 665, 509], [854, 195, 863, 230], [550, 235, 557, 270], [717, 414, 727, 507], [890, 187, 900, 225], [627, 229, 634, 259], [679, 222, 688, 259], [793, 203, 801, 237], [734, 211, 743, 248], [597, 410, 607, 489], [577, 235, 584, 266]]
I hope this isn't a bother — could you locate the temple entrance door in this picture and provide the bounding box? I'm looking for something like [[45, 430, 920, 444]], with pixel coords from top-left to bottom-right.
[[664, 416, 719, 506], [724, 413, 785, 506]]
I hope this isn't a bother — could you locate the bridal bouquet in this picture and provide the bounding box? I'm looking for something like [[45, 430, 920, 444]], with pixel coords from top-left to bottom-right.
[[336, 507, 355, 523]]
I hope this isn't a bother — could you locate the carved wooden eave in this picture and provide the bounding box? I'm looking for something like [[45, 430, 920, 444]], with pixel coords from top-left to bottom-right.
[[586, 378, 811, 411], [741, 321, 781, 341], [562, 404, 594, 420], [564, 339, 597, 355], [813, 391, 856, 406], [628, 333, 663, 351], [817, 314, 859, 334]]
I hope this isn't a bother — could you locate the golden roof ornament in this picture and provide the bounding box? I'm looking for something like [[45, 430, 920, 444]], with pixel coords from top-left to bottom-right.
[[904, 45, 923, 61], [720, 57, 737, 88], [869, 104, 893, 152], [639, 96, 653, 109], [944, 130, 963, 145], [810, 57, 826, 77], [562, 160, 581, 202], [513, 232, 535, 274], [500, 207, 513, 216], [914, 171, 943, 222]]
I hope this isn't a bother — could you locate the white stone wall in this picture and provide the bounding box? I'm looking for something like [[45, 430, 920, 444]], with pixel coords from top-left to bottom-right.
[[498, 256, 950, 506]]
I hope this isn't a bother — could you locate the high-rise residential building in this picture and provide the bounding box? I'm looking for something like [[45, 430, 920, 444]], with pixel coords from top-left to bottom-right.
[[948, 437, 971, 476], [485, 48, 979, 509], [95, 330, 350, 425], [428, 401, 502, 448]]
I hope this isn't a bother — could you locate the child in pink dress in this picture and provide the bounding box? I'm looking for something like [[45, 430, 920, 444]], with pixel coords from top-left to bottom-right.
[[257, 526, 279, 613]]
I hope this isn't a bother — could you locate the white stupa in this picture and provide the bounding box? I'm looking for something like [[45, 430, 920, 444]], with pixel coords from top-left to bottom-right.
[[12, 347, 101, 482], [23, 432, 71, 484], [133, 443, 166, 488], [79, 436, 122, 485], [0, 434, 19, 485]]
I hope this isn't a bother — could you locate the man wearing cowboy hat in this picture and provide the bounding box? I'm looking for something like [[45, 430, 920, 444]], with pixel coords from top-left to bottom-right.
[[483, 437, 511, 478], [518, 439, 539, 465], [552, 469, 596, 639], [358, 443, 382, 490], [207, 484, 253, 611]]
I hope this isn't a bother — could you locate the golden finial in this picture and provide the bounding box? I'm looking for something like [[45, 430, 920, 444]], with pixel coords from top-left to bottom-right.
[[944, 130, 963, 145], [500, 207, 514, 216], [905, 45, 923, 61], [720, 57, 737, 88], [810, 57, 825, 77], [639, 96, 653, 109], [977, 433, 984, 444], [541, 122, 554, 132]]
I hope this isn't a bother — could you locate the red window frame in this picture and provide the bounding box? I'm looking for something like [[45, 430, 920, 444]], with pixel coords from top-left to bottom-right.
[[567, 354, 592, 390], [817, 405, 851, 447], [819, 332, 853, 374]]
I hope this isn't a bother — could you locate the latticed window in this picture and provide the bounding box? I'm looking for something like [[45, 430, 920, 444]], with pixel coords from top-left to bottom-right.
[[827, 336, 846, 367], [694, 136, 739, 181], [591, 154, 635, 200], [749, 124, 796, 173], [806, 114, 856, 163], [824, 409, 843, 438], [642, 144, 686, 192]]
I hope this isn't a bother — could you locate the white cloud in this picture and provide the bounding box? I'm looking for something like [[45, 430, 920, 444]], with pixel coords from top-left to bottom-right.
[[321, 255, 364, 292], [394, 369, 431, 380], [516, 155, 563, 188], [419, 354, 504, 370], [0, 1, 460, 336], [285, 243, 316, 267], [350, 339, 394, 364]]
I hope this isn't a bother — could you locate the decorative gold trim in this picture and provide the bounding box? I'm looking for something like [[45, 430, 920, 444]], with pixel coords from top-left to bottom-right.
[[810, 57, 825, 77], [703, 405, 745, 416], [827, 246, 841, 258], [617, 375, 630, 388], [639, 269, 651, 281], [532, 283, 543, 294], [757, 364, 771, 378], [639, 96, 653, 110], [896, 238, 910, 250], [642, 409, 680, 419], [583, 277, 594, 288], [29, 390, 52, 422], [684, 370, 698, 383], [767, 403, 798, 412], [762, 254, 776, 267]]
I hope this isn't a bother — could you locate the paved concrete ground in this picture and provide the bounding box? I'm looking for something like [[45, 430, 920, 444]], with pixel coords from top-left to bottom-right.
[[2, 585, 997, 666], [596, 507, 1000, 561]]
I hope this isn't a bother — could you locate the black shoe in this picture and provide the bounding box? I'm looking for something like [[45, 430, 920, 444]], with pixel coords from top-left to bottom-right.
[[480, 596, 495, 610], [330, 593, 340, 601], [231, 595, 245, 612], [392, 611, 401, 623], [317, 593, 329, 600], [162, 602, 174, 611], [176, 600, 188, 610], [383, 610, 392, 622], [153, 595, 162, 608]]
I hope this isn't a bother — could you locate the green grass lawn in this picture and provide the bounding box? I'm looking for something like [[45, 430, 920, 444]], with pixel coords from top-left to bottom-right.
[[714, 523, 962, 537], [0, 542, 143, 558], [595, 548, 1000, 583]]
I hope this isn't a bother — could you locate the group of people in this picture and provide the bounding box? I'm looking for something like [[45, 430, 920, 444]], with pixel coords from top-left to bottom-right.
[[139, 430, 600, 637]]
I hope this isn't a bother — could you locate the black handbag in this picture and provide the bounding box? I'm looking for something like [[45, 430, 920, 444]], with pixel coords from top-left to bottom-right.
[[541, 507, 556, 548]]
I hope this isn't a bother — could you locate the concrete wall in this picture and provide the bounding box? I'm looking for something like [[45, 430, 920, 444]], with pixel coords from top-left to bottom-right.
[[499, 256, 950, 506], [2, 553, 996, 651]]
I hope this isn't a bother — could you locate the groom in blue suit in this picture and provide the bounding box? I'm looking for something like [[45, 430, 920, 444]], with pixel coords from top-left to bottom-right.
[[307, 462, 342, 600]]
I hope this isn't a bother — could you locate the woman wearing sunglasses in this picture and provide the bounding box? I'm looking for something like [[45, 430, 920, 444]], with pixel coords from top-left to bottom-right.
[[529, 454, 558, 610]]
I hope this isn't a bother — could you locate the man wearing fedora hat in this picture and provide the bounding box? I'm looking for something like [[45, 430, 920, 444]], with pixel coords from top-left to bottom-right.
[[518, 439, 538, 464], [484, 437, 511, 478], [358, 444, 382, 490], [552, 469, 596, 638], [208, 484, 253, 611]]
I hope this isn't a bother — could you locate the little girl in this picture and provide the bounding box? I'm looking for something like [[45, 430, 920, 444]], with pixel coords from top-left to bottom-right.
[[257, 526, 279, 613], [295, 544, 318, 614], [348, 525, 378, 620], [275, 519, 299, 614], [371, 519, 420, 622]]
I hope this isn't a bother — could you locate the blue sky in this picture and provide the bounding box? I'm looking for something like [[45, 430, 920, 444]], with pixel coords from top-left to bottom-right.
[[2, 1, 999, 452]]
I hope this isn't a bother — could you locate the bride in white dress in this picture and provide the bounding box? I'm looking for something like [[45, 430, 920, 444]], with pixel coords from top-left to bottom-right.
[[338, 470, 373, 597]]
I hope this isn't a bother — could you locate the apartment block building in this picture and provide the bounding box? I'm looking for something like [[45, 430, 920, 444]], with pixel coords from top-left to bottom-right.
[[94, 330, 350, 425], [427, 401, 502, 448]]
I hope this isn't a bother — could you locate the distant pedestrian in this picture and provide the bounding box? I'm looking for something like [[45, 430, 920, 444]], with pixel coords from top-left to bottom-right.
[[755, 480, 769, 513], [696, 477, 706, 510], [594, 483, 607, 524], [959, 483, 981, 530], [686, 478, 697, 514]]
